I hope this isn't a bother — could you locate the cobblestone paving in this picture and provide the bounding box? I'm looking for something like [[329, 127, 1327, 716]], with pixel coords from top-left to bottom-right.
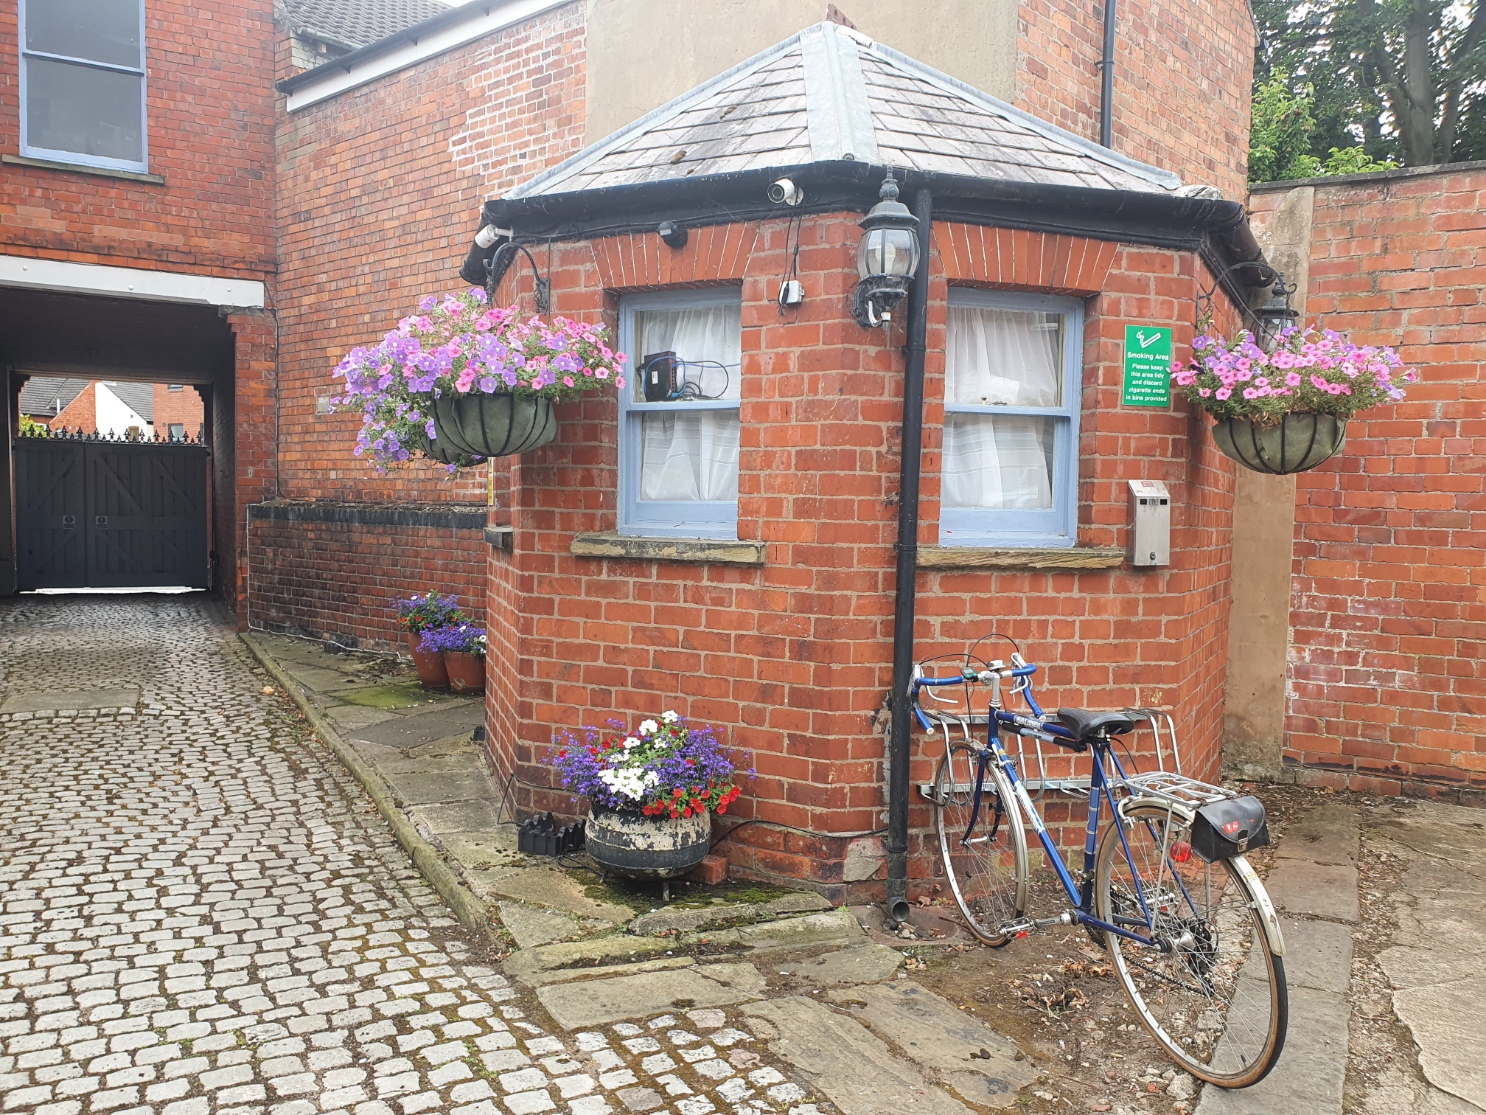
[[0, 598, 821, 1115]]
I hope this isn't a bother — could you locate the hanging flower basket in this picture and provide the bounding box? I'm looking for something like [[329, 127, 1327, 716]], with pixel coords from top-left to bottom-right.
[[1172, 324, 1415, 476], [1211, 413, 1347, 475], [432, 392, 556, 458], [331, 289, 626, 472], [407, 428, 483, 468], [551, 713, 747, 881]]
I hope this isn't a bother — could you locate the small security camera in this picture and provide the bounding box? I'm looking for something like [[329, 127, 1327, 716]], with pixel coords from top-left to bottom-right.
[[768, 178, 803, 206]]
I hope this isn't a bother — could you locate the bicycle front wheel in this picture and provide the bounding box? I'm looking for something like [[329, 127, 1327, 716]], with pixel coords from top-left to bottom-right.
[[933, 742, 1027, 946], [1096, 802, 1287, 1088]]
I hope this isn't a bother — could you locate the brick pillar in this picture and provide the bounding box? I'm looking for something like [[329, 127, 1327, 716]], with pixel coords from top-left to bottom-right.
[[226, 310, 277, 627]]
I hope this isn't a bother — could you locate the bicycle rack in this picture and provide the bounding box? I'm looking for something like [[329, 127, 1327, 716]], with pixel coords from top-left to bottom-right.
[[914, 705, 1188, 800]]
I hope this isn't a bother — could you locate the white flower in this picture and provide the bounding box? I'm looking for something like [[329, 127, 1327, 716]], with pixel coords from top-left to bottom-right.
[[638, 719, 659, 736], [623, 736, 640, 750], [662, 711, 679, 724]]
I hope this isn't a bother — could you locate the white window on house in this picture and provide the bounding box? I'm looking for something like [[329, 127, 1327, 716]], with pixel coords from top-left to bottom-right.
[[939, 289, 1084, 547], [618, 290, 743, 539], [168, 423, 185, 441], [19, 0, 147, 173], [167, 384, 183, 391]]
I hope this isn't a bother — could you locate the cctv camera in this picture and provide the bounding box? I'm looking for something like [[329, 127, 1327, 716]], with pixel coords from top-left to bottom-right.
[[768, 178, 803, 206]]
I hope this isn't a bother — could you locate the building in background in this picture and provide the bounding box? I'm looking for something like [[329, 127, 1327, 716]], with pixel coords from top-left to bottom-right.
[[1, 0, 277, 599]]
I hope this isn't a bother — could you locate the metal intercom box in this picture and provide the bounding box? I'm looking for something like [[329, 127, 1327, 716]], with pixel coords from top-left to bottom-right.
[[1128, 479, 1170, 566]]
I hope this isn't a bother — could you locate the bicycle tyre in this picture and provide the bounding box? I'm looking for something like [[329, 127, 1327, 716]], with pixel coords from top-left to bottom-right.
[[1095, 802, 1287, 1088], [933, 742, 1028, 947]]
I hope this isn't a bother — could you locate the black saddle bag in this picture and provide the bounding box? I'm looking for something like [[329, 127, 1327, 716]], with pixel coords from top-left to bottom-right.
[[1190, 795, 1270, 862]]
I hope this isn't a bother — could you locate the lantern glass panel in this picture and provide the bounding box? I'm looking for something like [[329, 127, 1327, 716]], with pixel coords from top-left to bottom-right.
[[857, 227, 919, 279]]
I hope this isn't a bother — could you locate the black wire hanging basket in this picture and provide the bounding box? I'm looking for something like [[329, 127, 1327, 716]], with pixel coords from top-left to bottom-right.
[[431, 392, 557, 458], [1210, 412, 1347, 475]]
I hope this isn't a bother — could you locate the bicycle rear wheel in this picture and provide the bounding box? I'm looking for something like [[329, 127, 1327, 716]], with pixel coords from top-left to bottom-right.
[[933, 742, 1027, 946], [1095, 802, 1287, 1088]]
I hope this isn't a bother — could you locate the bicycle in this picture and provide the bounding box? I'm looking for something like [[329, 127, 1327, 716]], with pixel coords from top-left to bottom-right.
[[910, 638, 1288, 1089]]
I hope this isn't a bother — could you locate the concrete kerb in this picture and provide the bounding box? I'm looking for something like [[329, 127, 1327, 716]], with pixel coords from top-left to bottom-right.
[[239, 630, 503, 948]]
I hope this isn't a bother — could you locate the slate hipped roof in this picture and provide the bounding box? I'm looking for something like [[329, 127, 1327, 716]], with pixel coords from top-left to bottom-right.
[[507, 21, 1180, 201], [18, 377, 88, 418], [279, 0, 449, 52]]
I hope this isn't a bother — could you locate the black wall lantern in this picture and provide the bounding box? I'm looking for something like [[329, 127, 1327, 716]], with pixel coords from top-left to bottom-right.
[[853, 171, 921, 328], [1195, 263, 1299, 353], [1253, 276, 1299, 349]]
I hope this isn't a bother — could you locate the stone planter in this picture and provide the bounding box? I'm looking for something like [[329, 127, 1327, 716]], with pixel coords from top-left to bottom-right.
[[432, 393, 556, 458], [444, 652, 485, 694], [407, 633, 449, 689], [1211, 413, 1347, 475], [585, 807, 711, 880]]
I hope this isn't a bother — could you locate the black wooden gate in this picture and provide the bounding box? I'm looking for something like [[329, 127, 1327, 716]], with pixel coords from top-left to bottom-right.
[[14, 433, 210, 590]]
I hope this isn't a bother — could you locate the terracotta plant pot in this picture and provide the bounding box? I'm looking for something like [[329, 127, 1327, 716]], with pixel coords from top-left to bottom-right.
[[407, 632, 449, 689], [584, 807, 711, 880], [431, 392, 556, 458], [445, 652, 485, 693], [1211, 413, 1347, 475]]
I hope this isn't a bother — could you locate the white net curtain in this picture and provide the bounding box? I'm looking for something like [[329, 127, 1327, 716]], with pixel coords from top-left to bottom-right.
[[942, 305, 1063, 510], [633, 304, 742, 503]]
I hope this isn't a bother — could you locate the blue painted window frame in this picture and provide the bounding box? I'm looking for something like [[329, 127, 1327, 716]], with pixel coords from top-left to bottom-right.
[[938, 288, 1084, 548], [18, 0, 149, 174], [617, 288, 743, 540]]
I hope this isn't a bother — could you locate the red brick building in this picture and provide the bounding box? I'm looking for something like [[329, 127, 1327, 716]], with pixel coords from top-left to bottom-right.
[[250, 0, 1258, 650], [453, 21, 1263, 895], [0, 0, 276, 599]]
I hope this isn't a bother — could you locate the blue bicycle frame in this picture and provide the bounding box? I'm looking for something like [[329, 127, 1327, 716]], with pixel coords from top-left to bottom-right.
[[912, 666, 1169, 950]]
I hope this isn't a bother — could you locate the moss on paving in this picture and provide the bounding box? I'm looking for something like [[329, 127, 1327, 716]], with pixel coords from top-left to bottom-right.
[[336, 683, 430, 709]]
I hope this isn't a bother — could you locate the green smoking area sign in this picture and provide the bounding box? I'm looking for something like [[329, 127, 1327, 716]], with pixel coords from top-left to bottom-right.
[[1122, 325, 1173, 407]]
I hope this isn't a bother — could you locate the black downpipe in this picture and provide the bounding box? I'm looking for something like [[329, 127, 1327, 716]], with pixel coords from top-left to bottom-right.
[[885, 187, 933, 926], [1099, 0, 1117, 148]]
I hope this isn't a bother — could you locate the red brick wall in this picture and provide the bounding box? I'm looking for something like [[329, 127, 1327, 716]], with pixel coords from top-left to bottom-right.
[[153, 384, 205, 438], [48, 382, 98, 433], [272, 1, 585, 506], [0, 0, 275, 278], [252, 2, 586, 635], [228, 312, 278, 616], [247, 510, 487, 651], [1250, 169, 1486, 798], [1016, 0, 1256, 201], [481, 216, 1237, 896]]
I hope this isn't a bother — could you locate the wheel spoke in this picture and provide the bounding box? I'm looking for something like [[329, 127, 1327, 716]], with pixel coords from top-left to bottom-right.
[[934, 743, 1026, 946], [1098, 805, 1287, 1087]]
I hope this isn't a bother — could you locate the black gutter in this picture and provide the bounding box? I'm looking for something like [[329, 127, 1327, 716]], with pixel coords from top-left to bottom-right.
[[459, 161, 1269, 291], [276, 1, 522, 94], [885, 186, 934, 926], [1099, 0, 1117, 147]]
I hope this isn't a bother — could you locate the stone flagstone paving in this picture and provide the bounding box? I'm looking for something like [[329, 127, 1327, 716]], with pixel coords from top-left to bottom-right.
[[0, 597, 822, 1115]]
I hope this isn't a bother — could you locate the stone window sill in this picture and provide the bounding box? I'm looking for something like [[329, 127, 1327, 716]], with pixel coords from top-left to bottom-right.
[[570, 532, 765, 565], [484, 526, 512, 552], [916, 546, 1124, 570], [3, 154, 166, 185]]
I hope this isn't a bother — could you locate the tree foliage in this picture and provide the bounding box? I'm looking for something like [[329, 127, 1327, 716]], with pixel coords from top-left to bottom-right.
[[1249, 71, 1398, 182], [1254, 0, 1486, 169]]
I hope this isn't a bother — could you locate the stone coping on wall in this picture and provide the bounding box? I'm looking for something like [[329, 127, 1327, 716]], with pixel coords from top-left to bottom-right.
[[916, 546, 1124, 570], [248, 499, 486, 531], [570, 531, 766, 565]]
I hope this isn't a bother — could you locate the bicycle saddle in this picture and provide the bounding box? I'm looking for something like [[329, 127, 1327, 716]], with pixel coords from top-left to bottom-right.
[[1055, 708, 1138, 741]]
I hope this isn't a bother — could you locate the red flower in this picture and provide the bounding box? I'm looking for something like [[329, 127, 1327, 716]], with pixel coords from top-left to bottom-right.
[[717, 804, 728, 815], [669, 809, 679, 819]]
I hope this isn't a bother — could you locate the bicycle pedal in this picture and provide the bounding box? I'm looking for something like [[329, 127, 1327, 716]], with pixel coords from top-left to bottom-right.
[[1000, 919, 1036, 938]]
